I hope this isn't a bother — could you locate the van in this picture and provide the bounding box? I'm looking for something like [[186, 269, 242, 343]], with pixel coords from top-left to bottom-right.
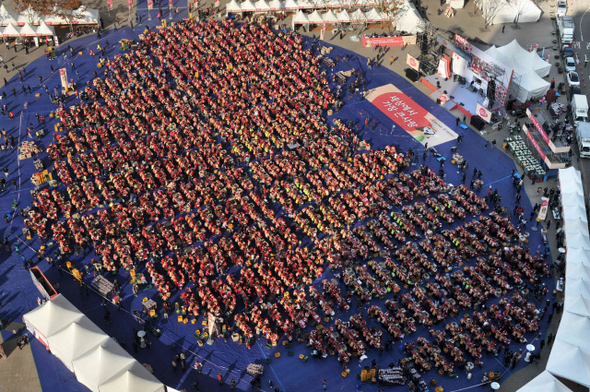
[[557, 0, 568, 17]]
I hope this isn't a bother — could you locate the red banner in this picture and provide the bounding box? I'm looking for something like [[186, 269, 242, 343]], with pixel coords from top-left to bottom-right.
[[148, 0, 153, 10], [107, 0, 112, 7], [170, 0, 174, 7], [526, 108, 550, 146], [365, 84, 458, 147], [523, 125, 546, 160], [362, 35, 404, 47], [128, 0, 133, 7]]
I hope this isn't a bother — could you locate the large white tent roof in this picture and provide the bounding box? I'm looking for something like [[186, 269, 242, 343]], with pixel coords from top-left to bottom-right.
[[517, 370, 574, 392], [566, 278, 590, 299], [19, 22, 36, 36], [23, 294, 84, 339], [98, 362, 166, 392], [547, 339, 590, 388], [568, 261, 590, 280], [365, 8, 383, 21], [254, 0, 271, 11], [46, 316, 109, 372], [395, 1, 423, 34], [1, 23, 19, 37], [72, 339, 136, 392], [564, 294, 590, 318], [350, 8, 366, 22], [284, 0, 299, 9]]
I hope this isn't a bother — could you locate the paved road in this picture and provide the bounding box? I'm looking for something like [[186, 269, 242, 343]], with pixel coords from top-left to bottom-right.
[[570, 0, 590, 195]]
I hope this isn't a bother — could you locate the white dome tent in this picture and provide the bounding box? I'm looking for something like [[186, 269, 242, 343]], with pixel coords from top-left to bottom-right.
[[516, 370, 574, 392], [394, 1, 423, 34]]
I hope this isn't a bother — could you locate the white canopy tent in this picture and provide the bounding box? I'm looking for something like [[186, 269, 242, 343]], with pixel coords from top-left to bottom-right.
[[564, 218, 590, 237], [567, 262, 590, 280], [564, 294, 590, 318], [307, 10, 324, 23], [322, 10, 338, 24], [0, 5, 17, 26], [324, 0, 344, 8], [268, 0, 284, 10], [240, 0, 257, 12], [395, 1, 423, 33], [35, 21, 55, 36], [556, 312, 590, 348], [565, 278, 590, 298], [297, 0, 315, 9], [511, 69, 550, 102], [336, 9, 351, 23], [17, 7, 41, 25], [350, 8, 366, 22], [566, 231, 590, 250], [226, 0, 242, 14], [516, 370, 574, 392], [292, 10, 309, 28], [560, 166, 583, 189], [284, 0, 299, 10], [1, 23, 20, 37], [365, 8, 384, 22], [72, 339, 137, 392], [22, 294, 84, 347], [254, 0, 271, 12], [19, 22, 36, 36], [493, 40, 550, 77], [476, 0, 541, 25], [98, 362, 166, 392], [46, 316, 109, 372], [547, 339, 590, 388]]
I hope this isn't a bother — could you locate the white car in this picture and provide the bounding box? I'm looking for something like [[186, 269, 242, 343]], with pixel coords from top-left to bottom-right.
[[568, 71, 581, 87], [565, 56, 576, 72], [422, 127, 435, 135], [557, 0, 567, 16]]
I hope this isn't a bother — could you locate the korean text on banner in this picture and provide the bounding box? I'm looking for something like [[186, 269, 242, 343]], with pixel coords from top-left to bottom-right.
[[523, 125, 546, 160], [526, 108, 551, 145], [59, 68, 68, 89]]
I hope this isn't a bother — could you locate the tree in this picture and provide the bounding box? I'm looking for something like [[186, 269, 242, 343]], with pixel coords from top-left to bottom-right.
[[13, 0, 54, 24], [53, 0, 85, 31], [376, 0, 404, 33], [512, 0, 528, 27], [475, 0, 505, 30]]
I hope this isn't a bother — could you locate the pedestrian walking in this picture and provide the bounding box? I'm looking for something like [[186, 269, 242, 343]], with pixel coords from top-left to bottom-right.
[[218, 373, 223, 385], [323, 380, 327, 390], [456, 117, 460, 126], [502, 25, 505, 33], [132, 341, 138, 353]]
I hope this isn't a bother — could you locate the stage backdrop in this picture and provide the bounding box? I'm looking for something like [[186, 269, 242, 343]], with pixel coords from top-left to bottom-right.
[[365, 84, 458, 146]]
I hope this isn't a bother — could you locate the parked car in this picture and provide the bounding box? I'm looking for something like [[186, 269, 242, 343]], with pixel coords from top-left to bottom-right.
[[568, 71, 581, 86], [557, 0, 568, 17], [570, 85, 582, 95], [565, 56, 577, 72], [562, 45, 574, 59]]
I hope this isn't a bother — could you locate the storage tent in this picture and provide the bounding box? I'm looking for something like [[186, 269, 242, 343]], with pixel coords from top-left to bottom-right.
[[98, 362, 166, 392], [336, 9, 351, 23], [0, 5, 17, 26], [1, 23, 19, 37], [226, 0, 242, 14], [72, 339, 137, 392], [36, 21, 55, 36], [547, 339, 590, 388], [268, 0, 284, 10], [321, 10, 338, 24], [516, 370, 574, 392], [394, 1, 423, 34], [23, 294, 84, 347], [46, 316, 109, 372], [19, 22, 36, 36], [476, 0, 541, 25]]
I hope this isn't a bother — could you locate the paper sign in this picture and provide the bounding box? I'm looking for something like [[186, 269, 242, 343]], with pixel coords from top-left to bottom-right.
[[476, 103, 492, 123]]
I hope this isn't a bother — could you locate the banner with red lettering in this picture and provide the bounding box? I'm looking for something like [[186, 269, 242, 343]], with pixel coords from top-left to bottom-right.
[[148, 0, 153, 10], [526, 108, 550, 145], [362, 35, 417, 48], [523, 125, 546, 160], [128, 0, 133, 8], [365, 84, 458, 147], [170, 0, 174, 8], [107, 0, 112, 7]]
